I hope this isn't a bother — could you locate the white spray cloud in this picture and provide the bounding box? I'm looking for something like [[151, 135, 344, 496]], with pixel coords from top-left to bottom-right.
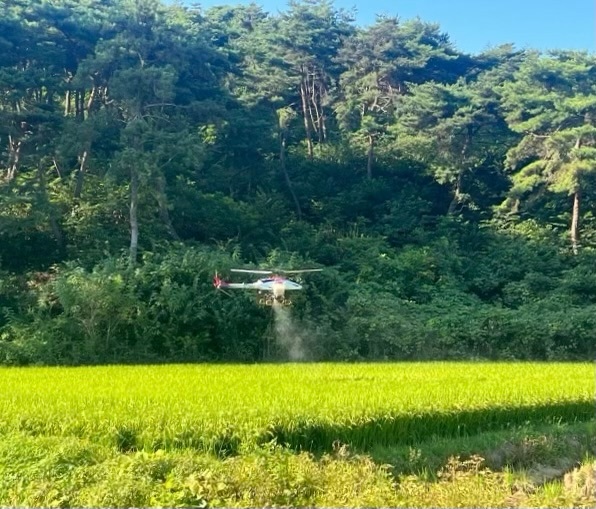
[[272, 301, 307, 361]]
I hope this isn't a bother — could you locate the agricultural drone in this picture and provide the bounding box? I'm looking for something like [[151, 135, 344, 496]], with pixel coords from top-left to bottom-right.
[[213, 268, 322, 306]]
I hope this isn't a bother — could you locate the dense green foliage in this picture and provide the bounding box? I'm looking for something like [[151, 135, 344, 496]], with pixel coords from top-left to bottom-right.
[[1, 0, 596, 363], [0, 363, 594, 507], [2, 427, 594, 507]]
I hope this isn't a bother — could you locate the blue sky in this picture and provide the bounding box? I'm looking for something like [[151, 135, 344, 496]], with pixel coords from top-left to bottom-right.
[[184, 0, 595, 54]]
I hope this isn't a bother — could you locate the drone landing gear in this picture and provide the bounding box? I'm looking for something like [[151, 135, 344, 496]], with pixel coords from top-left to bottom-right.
[[258, 297, 292, 307]]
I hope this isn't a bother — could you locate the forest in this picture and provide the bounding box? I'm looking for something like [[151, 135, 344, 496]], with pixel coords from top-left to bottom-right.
[[1, 0, 596, 364]]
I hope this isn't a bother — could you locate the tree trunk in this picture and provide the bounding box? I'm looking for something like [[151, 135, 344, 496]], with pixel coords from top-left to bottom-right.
[[5, 135, 22, 182], [571, 189, 580, 255], [64, 89, 71, 116], [306, 72, 324, 144], [75, 90, 81, 118], [299, 78, 314, 159], [280, 130, 302, 219], [308, 99, 321, 143], [448, 132, 470, 214], [74, 149, 88, 199], [76, 89, 85, 118], [366, 135, 374, 180], [37, 161, 65, 253], [155, 172, 180, 240], [129, 165, 139, 267], [570, 137, 583, 255], [86, 86, 96, 113], [73, 86, 98, 199], [447, 173, 463, 215]]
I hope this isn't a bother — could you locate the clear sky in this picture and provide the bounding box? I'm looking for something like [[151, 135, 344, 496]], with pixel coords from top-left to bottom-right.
[[185, 0, 595, 54]]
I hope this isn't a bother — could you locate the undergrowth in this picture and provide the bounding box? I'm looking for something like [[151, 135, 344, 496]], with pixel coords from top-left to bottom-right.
[[0, 422, 594, 507]]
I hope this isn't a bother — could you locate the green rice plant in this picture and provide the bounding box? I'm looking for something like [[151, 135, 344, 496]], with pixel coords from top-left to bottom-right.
[[0, 362, 592, 453]]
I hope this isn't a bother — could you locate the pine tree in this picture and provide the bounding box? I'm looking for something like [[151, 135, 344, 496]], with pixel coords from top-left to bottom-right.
[[502, 51, 596, 253]]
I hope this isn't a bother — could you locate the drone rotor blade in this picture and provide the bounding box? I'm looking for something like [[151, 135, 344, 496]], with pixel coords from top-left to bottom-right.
[[230, 268, 273, 275], [278, 269, 323, 274]]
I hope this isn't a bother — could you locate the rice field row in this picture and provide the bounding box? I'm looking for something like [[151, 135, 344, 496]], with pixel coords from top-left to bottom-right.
[[0, 362, 593, 454]]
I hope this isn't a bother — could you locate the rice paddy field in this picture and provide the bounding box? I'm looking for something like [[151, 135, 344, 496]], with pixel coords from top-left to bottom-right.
[[0, 362, 595, 507]]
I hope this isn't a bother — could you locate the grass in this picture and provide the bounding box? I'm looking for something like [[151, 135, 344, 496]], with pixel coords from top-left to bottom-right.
[[0, 425, 593, 507], [373, 420, 596, 475], [0, 361, 594, 506]]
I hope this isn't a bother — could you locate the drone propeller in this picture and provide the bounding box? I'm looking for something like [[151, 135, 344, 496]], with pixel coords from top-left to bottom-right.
[[230, 268, 322, 275], [213, 271, 222, 288], [213, 272, 234, 296], [278, 269, 323, 274], [230, 268, 273, 275]]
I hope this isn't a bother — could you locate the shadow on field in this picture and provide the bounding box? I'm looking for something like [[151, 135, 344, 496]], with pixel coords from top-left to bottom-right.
[[257, 400, 595, 454]]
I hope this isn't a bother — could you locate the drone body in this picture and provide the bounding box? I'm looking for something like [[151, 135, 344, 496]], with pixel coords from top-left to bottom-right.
[[213, 268, 321, 306]]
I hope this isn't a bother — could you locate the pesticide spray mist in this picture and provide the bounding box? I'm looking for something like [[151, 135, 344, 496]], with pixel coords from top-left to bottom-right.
[[271, 301, 307, 360]]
